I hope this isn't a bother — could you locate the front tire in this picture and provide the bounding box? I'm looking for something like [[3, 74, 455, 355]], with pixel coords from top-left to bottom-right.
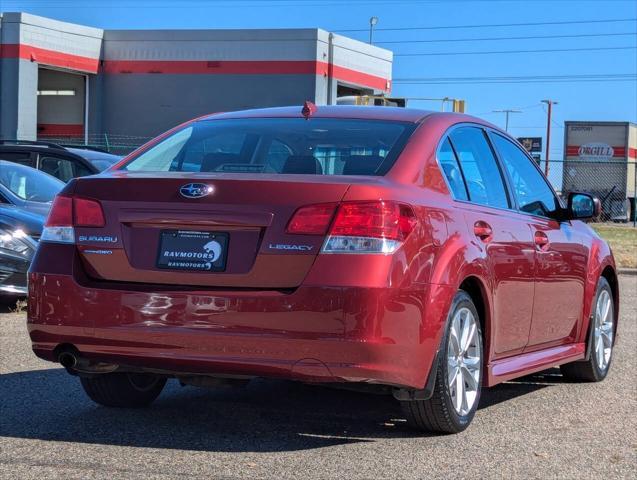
[[561, 277, 614, 382], [400, 290, 483, 434], [80, 373, 166, 407]]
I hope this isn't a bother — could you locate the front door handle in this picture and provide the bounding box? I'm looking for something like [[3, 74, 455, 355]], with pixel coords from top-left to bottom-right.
[[473, 221, 493, 242], [534, 231, 550, 251]]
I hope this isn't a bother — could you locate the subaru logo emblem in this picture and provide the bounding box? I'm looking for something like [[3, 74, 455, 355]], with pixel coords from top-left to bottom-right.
[[179, 183, 213, 199]]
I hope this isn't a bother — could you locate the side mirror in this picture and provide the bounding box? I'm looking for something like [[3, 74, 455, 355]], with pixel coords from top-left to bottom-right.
[[566, 192, 600, 220]]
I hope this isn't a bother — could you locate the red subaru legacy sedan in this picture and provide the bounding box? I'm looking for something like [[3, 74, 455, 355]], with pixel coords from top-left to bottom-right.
[[28, 105, 618, 433]]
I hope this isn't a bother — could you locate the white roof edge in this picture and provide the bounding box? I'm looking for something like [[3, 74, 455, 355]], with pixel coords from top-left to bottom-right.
[[1, 12, 103, 38], [104, 28, 322, 41], [317, 30, 392, 61], [565, 121, 637, 127]]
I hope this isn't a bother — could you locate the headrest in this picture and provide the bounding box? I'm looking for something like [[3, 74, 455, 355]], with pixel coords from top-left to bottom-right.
[[343, 155, 384, 175], [442, 162, 461, 184], [201, 153, 241, 172], [282, 155, 323, 174]]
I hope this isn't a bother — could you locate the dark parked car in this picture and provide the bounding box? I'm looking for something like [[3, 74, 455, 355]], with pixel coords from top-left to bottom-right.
[[29, 106, 617, 434], [0, 204, 44, 295], [0, 160, 65, 216], [0, 140, 121, 182], [0, 161, 62, 295]]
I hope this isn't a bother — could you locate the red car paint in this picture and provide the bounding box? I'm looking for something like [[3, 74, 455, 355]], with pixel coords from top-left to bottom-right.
[[28, 106, 618, 392]]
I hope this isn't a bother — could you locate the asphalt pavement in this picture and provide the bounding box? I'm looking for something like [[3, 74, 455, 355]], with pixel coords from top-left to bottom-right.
[[1, 276, 635, 479]]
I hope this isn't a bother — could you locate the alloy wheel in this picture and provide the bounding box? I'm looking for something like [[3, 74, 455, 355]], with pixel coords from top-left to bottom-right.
[[594, 289, 614, 372], [447, 307, 481, 416]]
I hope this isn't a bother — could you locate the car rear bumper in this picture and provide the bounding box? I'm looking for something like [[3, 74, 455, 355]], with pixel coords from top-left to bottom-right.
[[27, 271, 453, 389]]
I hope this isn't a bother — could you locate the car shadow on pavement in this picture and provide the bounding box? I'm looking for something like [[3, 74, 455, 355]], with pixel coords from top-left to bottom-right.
[[0, 367, 552, 451]]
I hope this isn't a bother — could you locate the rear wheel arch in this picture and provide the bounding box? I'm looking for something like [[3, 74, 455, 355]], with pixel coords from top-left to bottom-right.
[[582, 264, 619, 344], [458, 276, 490, 362], [600, 265, 619, 335]]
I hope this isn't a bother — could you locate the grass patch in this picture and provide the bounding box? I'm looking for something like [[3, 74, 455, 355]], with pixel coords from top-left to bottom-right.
[[591, 225, 637, 269]]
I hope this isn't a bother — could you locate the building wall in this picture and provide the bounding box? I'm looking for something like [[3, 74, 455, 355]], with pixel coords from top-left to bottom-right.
[[0, 58, 35, 139], [101, 74, 318, 137], [99, 28, 323, 137], [0, 12, 102, 140], [0, 13, 393, 142]]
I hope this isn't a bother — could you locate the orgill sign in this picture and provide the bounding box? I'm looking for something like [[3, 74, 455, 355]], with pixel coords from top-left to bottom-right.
[[578, 143, 615, 161]]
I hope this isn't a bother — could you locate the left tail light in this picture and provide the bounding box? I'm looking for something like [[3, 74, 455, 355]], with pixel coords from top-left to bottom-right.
[[41, 195, 105, 244]]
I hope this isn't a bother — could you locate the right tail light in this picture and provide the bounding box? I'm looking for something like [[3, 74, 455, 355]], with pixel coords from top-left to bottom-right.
[[287, 200, 417, 254]]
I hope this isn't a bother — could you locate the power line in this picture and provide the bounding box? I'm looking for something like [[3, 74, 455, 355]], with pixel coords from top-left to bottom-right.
[[337, 18, 637, 33], [376, 32, 637, 45], [9, 0, 601, 7], [393, 74, 637, 84], [396, 79, 637, 85], [492, 109, 522, 132], [507, 126, 566, 129], [394, 74, 635, 81], [394, 46, 637, 57], [473, 103, 543, 115]]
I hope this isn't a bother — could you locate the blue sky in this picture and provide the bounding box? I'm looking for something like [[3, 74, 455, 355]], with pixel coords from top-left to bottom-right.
[[4, 0, 637, 160]]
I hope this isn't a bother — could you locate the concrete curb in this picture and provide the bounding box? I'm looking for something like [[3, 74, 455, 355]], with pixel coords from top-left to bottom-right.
[[618, 268, 637, 276]]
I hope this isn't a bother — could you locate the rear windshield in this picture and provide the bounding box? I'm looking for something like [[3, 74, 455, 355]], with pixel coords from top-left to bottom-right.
[[121, 118, 415, 176]]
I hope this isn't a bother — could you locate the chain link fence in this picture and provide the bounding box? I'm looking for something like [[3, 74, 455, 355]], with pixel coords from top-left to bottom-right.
[[38, 133, 152, 156], [541, 159, 637, 226]]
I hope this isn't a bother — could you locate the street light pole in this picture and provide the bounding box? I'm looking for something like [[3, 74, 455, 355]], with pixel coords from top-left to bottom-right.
[[369, 16, 378, 44], [492, 109, 522, 132], [541, 99, 558, 176]]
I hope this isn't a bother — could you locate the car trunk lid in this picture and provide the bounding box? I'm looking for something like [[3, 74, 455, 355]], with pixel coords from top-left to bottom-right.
[[72, 173, 352, 288]]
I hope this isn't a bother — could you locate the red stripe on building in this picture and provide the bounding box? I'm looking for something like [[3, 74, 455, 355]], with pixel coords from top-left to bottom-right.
[[1, 43, 390, 90], [566, 145, 631, 158], [102, 59, 320, 75], [37, 124, 84, 136], [103, 59, 389, 90], [614, 147, 627, 156], [324, 62, 389, 91], [0, 44, 99, 73]]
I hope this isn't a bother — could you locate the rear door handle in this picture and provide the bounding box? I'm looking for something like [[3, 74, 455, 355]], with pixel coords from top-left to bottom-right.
[[473, 221, 493, 242], [534, 231, 550, 251]]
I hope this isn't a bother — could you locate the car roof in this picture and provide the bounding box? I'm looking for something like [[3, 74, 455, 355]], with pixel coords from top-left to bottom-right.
[[200, 105, 436, 123], [0, 141, 116, 159], [66, 147, 121, 162]]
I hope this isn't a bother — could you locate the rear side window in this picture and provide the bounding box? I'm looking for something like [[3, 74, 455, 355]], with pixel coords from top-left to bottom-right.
[[438, 138, 468, 201], [491, 133, 558, 217], [449, 127, 509, 209], [40, 156, 75, 182], [122, 118, 415, 176], [0, 152, 33, 165]]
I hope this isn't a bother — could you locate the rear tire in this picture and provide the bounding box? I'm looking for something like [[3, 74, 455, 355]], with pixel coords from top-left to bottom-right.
[[400, 290, 483, 434], [561, 277, 614, 382], [80, 373, 166, 407]]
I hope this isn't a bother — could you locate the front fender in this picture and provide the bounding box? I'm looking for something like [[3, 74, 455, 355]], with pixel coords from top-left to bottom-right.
[[577, 226, 618, 346]]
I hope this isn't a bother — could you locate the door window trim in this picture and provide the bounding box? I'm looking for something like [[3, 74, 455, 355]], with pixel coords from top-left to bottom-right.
[[36, 152, 95, 178], [434, 122, 514, 213], [0, 150, 37, 167], [485, 129, 563, 222]]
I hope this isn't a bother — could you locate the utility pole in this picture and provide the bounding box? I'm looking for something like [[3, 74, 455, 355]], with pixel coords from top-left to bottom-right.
[[369, 17, 379, 44], [541, 99, 558, 176], [492, 109, 521, 132]]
